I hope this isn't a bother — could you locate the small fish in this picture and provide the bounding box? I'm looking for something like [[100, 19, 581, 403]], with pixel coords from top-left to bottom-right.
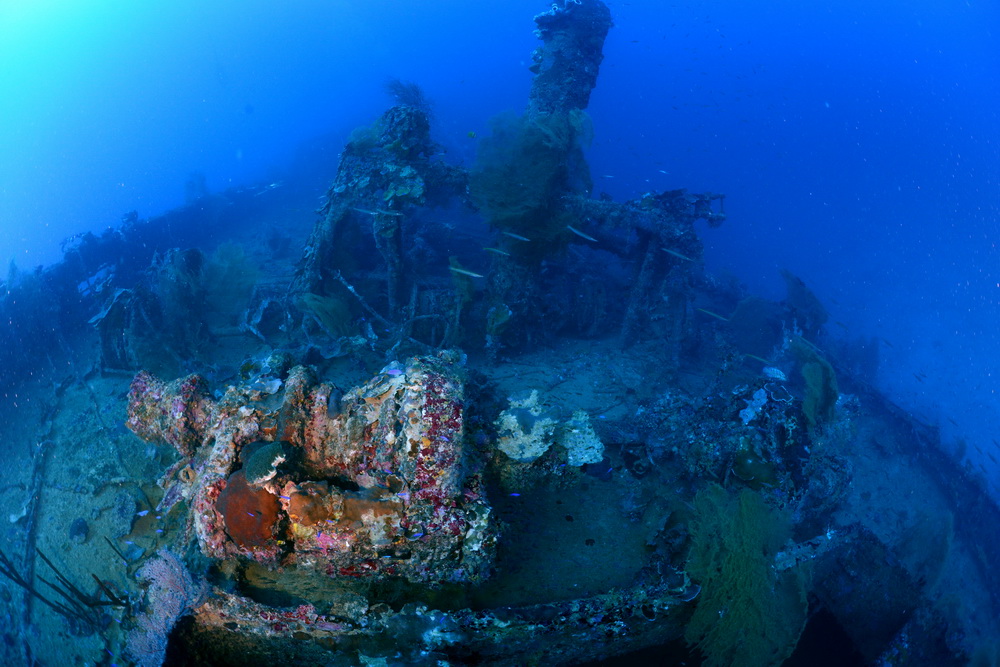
[[124, 540, 134, 545], [658, 169, 669, 174], [696, 307, 730, 322], [385, 368, 404, 376], [483, 247, 511, 257], [509, 493, 521, 497], [880, 337, 895, 349], [601, 174, 614, 179], [279, 495, 291, 500], [155, 529, 164, 534], [449, 266, 484, 278], [501, 231, 531, 242], [746, 353, 770, 365], [136, 510, 149, 517], [253, 182, 284, 196], [350, 207, 403, 217], [246, 511, 258, 517], [566, 225, 598, 242], [662, 247, 694, 262], [467, 130, 477, 138]]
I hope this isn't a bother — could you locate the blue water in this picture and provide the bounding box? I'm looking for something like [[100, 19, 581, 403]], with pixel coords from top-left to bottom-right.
[[585, 1, 1000, 485], [1, 1, 998, 475]]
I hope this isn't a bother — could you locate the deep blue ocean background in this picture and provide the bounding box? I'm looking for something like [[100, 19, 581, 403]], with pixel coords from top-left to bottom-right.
[[1, 0, 998, 489]]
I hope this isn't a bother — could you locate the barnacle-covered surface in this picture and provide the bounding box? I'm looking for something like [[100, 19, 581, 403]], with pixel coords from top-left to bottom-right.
[[0, 0, 999, 666]]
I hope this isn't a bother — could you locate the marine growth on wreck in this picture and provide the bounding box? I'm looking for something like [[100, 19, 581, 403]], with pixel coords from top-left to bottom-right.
[[0, 1, 998, 666]]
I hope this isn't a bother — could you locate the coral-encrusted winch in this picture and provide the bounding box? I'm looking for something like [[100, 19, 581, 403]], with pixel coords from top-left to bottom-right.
[[126, 351, 496, 583]]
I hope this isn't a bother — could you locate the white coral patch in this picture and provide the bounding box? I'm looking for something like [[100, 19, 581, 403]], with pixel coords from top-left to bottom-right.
[[558, 410, 604, 466]]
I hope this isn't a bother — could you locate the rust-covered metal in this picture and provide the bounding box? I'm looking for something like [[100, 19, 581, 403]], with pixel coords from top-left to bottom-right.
[[127, 352, 496, 584]]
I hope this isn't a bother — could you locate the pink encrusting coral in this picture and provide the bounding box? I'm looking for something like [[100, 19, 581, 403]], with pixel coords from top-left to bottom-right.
[[126, 352, 497, 584], [125, 549, 207, 667], [127, 371, 213, 457]]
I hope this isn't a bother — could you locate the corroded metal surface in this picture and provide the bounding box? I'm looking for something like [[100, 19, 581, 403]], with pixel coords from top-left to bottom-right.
[[127, 352, 496, 583], [187, 574, 694, 666]]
